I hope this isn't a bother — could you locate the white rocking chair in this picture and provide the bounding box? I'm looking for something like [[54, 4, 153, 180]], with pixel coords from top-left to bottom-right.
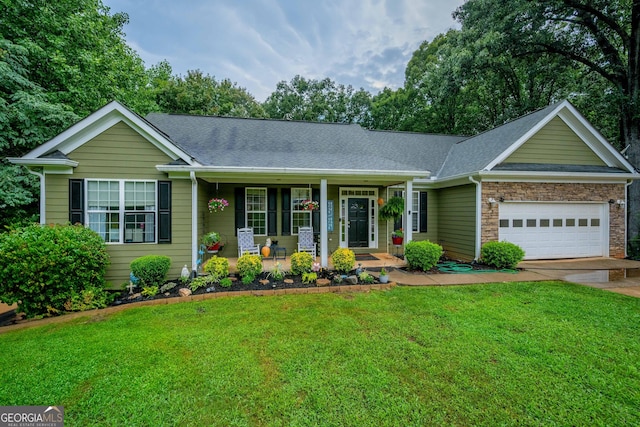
[[297, 226, 317, 259], [237, 227, 260, 257]]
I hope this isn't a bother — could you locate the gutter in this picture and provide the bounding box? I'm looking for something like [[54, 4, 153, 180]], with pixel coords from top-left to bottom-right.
[[190, 171, 198, 274], [468, 176, 482, 261]]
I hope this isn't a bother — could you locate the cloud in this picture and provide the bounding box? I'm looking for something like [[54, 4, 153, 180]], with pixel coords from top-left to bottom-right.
[[104, 0, 463, 101]]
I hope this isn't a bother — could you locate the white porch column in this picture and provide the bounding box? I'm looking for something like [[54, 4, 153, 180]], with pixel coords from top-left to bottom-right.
[[190, 172, 199, 273], [405, 180, 413, 243], [320, 179, 329, 267]]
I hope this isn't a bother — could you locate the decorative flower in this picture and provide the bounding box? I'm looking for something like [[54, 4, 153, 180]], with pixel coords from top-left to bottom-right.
[[301, 200, 319, 211], [208, 197, 229, 213]]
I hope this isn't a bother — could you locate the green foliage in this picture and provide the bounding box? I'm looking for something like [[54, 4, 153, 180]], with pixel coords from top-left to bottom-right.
[[130, 255, 172, 289], [331, 248, 356, 273], [481, 241, 525, 269], [405, 240, 443, 271], [190, 276, 215, 292], [236, 253, 262, 283], [0, 223, 109, 317], [301, 272, 317, 284], [219, 277, 233, 288], [203, 256, 229, 283], [290, 251, 314, 275], [63, 286, 114, 312], [141, 286, 159, 297], [266, 262, 288, 282], [358, 271, 375, 284], [379, 196, 405, 221]]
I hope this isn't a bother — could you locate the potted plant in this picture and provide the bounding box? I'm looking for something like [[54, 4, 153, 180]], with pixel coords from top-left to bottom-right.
[[379, 267, 389, 284], [392, 228, 404, 245], [379, 196, 404, 221], [208, 198, 229, 213], [202, 231, 221, 252]]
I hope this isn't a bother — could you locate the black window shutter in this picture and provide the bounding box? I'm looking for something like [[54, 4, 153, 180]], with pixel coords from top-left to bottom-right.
[[281, 188, 291, 236], [235, 187, 245, 234], [69, 179, 84, 224], [312, 188, 320, 233], [420, 191, 428, 233], [267, 188, 277, 236], [158, 181, 171, 243]]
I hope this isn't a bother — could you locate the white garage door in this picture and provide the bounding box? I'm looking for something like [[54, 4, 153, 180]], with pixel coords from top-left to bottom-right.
[[498, 203, 607, 259]]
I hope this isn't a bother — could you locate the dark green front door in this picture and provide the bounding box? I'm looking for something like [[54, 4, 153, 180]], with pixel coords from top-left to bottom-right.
[[348, 198, 368, 247]]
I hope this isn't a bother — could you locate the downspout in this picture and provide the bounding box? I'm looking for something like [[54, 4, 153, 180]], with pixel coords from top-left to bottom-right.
[[468, 176, 482, 261], [27, 168, 45, 224], [190, 172, 198, 274], [625, 179, 633, 258]]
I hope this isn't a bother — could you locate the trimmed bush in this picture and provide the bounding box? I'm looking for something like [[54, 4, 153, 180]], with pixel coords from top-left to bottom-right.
[[290, 251, 314, 275], [405, 240, 443, 271], [331, 248, 356, 273], [481, 241, 525, 269], [130, 255, 172, 288], [0, 223, 110, 318], [204, 256, 229, 283], [237, 253, 262, 284]]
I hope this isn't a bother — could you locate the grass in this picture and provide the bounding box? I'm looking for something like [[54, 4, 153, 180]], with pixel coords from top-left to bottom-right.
[[1, 281, 639, 426]]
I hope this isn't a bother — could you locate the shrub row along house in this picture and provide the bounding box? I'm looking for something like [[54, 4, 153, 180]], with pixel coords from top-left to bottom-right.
[[9, 100, 639, 284]]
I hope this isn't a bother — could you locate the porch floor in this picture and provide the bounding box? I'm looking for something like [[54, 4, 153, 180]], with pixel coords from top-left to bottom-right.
[[221, 252, 407, 274]]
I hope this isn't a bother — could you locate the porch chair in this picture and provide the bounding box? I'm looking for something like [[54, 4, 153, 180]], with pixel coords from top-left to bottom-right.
[[297, 226, 317, 259], [237, 227, 260, 257]]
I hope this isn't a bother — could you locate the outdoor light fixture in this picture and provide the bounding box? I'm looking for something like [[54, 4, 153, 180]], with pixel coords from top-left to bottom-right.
[[488, 197, 497, 206], [616, 199, 626, 207]]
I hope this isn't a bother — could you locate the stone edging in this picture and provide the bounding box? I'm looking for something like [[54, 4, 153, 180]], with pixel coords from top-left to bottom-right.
[[0, 282, 396, 334]]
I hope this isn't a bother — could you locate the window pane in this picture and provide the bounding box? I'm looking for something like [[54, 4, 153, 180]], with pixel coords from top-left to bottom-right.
[[87, 181, 119, 210], [499, 219, 509, 228], [125, 181, 156, 211], [566, 218, 575, 227], [412, 192, 419, 232], [292, 188, 311, 210], [292, 211, 311, 234], [247, 212, 266, 235], [526, 219, 536, 227], [125, 213, 155, 243], [513, 219, 523, 227], [88, 212, 120, 242]]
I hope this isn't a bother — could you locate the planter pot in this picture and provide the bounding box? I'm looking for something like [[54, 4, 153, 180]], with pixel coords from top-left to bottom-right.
[[392, 236, 403, 245], [379, 274, 389, 284], [261, 246, 271, 258], [206, 242, 221, 253]]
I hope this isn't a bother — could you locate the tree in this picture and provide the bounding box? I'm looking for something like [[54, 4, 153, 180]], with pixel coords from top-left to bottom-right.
[[155, 70, 266, 118], [454, 0, 640, 243], [263, 75, 372, 124]]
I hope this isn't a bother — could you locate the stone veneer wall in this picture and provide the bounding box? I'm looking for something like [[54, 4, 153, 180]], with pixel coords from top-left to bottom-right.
[[481, 182, 626, 258]]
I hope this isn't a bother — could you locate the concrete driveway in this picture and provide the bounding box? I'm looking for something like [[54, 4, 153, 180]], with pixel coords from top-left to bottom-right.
[[519, 257, 640, 298]]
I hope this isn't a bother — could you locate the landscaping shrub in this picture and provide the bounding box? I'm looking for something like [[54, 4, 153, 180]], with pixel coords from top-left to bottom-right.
[[130, 255, 172, 288], [405, 240, 443, 271], [237, 253, 262, 284], [0, 223, 110, 318], [481, 241, 525, 269], [63, 285, 114, 312], [204, 256, 229, 283], [301, 272, 317, 284], [331, 248, 356, 273], [290, 251, 313, 275], [190, 275, 215, 292]]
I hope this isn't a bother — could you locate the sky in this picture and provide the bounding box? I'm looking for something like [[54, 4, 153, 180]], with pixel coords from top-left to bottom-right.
[[102, 0, 464, 102]]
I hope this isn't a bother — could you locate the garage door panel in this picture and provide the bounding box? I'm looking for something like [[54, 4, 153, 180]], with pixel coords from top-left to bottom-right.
[[498, 203, 606, 259]]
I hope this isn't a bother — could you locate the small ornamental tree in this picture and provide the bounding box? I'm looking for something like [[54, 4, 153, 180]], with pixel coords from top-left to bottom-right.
[[0, 224, 110, 318]]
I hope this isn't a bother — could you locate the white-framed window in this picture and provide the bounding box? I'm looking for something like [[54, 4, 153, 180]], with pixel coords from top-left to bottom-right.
[[87, 180, 156, 243], [246, 187, 267, 236], [292, 188, 312, 235]]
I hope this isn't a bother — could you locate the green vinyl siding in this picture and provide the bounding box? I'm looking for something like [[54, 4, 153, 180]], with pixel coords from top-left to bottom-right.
[[45, 122, 192, 287], [436, 184, 476, 260], [504, 117, 606, 166]]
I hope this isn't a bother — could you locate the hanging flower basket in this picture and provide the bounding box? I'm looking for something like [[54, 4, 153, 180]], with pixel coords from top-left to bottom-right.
[[208, 198, 229, 213], [301, 200, 319, 211]]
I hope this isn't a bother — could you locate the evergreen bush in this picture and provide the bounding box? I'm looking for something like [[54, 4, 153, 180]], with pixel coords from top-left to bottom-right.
[[331, 248, 356, 273], [405, 240, 443, 271], [290, 251, 314, 275], [130, 255, 172, 288], [0, 223, 110, 317], [481, 241, 525, 269]]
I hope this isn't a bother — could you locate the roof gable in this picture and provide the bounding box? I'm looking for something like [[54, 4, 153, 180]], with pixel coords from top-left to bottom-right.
[[17, 101, 194, 166]]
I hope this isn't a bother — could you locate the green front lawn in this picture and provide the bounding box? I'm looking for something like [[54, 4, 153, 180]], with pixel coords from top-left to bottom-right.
[[1, 282, 639, 426]]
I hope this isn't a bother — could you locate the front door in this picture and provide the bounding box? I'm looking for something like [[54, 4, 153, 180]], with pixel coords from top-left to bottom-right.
[[348, 198, 368, 247]]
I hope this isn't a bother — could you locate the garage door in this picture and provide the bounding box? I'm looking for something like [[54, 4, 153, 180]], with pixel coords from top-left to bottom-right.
[[498, 203, 607, 259]]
